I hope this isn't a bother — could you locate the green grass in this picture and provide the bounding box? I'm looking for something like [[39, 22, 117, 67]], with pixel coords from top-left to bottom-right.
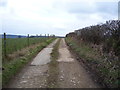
[[2, 37, 48, 56], [47, 38, 61, 88], [2, 38, 56, 87], [65, 37, 119, 88]]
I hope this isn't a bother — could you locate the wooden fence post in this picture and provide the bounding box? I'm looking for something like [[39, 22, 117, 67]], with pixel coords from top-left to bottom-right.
[[4, 33, 7, 57], [45, 34, 46, 38], [48, 34, 49, 38], [28, 34, 29, 47]]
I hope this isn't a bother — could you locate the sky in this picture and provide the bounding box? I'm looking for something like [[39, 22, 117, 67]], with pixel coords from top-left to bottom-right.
[[0, 0, 119, 36]]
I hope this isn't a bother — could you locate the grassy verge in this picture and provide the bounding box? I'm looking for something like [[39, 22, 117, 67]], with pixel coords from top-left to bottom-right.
[[2, 38, 56, 87], [65, 37, 119, 88], [47, 38, 61, 88]]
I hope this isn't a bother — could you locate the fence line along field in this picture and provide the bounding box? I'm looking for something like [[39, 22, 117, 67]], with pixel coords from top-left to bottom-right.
[[2, 33, 54, 58]]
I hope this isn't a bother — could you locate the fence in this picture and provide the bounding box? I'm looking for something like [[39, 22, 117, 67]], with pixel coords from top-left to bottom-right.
[[2, 33, 55, 58]]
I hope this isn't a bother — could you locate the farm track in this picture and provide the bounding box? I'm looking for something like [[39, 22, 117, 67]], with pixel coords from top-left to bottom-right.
[[6, 38, 100, 88], [6, 39, 59, 88], [57, 38, 100, 88]]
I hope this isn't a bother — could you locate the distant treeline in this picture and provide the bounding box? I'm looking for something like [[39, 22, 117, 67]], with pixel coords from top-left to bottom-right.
[[1, 34, 27, 38], [0, 34, 56, 38], [66, 20, 120, 58]]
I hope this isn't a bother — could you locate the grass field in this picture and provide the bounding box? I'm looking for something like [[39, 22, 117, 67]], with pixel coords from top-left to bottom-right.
[[2, 37, 48, 56]]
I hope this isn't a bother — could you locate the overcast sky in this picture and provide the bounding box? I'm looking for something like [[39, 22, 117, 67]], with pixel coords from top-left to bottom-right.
[[0, 0, 119, 36]]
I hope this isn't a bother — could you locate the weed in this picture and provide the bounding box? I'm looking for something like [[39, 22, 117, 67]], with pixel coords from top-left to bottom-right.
[[47, 39, 61, 88]]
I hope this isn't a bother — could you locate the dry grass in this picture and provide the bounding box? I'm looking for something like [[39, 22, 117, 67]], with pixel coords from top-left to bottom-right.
[[47, 38, 61, 88]]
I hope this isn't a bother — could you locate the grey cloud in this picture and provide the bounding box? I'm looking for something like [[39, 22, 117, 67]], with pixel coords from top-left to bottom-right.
[[67, 1, 118, 16], [65, 2, 96, 14], [53, 1, 96, 14], [53, 1, 118, 15], [95, 2, 117, 15], [2, 18, 67, 36], [1, 0, 118, 36]]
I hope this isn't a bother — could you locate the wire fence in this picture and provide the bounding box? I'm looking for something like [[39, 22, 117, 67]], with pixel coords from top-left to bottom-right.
[[2, 33, 54, 58]]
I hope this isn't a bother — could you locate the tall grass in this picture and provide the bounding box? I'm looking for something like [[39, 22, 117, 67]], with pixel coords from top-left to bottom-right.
[[2, 37, 47, 55]]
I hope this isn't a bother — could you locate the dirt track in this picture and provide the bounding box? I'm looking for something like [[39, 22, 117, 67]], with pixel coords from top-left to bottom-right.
[[57, 38, 99, 88], [6, 39, 58, 88], [6, 38, 100, 88]]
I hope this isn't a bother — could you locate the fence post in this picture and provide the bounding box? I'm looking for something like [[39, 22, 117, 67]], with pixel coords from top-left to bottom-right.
[[48, 34, 49, 38], [4, 33, 7, 57], [40, 34, 42, 37], [28, 34, 29, 47], [36, 34, 38, 37], [45, 34, 46, 38]]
